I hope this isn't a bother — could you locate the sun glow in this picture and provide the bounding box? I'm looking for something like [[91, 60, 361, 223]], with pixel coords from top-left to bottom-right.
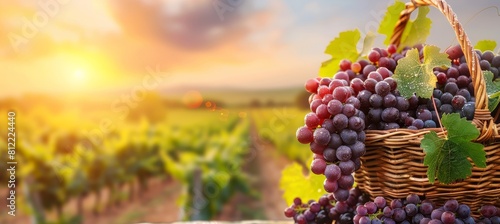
[[74, 69, 85, 80]]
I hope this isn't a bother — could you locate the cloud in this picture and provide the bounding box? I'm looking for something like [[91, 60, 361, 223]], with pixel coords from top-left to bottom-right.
[[97, 0, 281, 73]]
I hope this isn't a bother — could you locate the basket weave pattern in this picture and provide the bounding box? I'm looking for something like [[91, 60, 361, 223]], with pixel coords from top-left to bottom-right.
[[354, 0, 500, 213]]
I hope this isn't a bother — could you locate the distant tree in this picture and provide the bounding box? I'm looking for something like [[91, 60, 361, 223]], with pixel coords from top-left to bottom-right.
[[295, 90, 310, 109], [249, 99, 261, 108], [266, 99, 276, 107]]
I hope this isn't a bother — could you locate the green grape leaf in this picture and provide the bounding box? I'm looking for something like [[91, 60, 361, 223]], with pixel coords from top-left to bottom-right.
[[319, 29, 361, 77], [400, 6, 432, 47], [378, 0, 406, 45], [359, 32, 377, 57], [280, 162, 326, 205], [421, 113, 486, 184], [484, 70, 500, 112], [393, 45, 450, 98], [475, 40, 497, 52]]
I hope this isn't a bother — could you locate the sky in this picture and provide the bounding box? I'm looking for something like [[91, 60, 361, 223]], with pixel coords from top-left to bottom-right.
[[1, 0, 500, 97]]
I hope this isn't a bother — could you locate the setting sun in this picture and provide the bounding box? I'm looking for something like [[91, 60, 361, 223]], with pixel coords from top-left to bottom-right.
[[73, 69, 85, 81]]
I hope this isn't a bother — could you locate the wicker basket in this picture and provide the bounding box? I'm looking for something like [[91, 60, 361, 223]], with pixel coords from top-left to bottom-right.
[[354, 0, 500, 214]]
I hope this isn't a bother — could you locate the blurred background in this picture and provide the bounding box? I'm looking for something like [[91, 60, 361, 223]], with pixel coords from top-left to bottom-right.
[[1, 0, 500, 223]]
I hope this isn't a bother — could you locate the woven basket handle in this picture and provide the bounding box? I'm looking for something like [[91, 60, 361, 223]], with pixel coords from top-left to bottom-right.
[[390, 0, 497, 142]]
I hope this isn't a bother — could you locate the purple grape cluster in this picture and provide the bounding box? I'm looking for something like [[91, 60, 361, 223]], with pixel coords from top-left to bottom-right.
[[353, 195, 477, 224], [353, 195, 500, 224], [296, 67, 367, 200], [285, 190, 500, 224], [284, 188, 369, 224]]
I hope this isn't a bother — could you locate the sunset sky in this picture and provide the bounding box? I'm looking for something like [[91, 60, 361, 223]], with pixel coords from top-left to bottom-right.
[[1, 0, 500, 97]]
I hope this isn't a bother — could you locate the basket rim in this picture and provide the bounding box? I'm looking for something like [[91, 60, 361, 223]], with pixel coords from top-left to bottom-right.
[[388, 0, 498, 141]]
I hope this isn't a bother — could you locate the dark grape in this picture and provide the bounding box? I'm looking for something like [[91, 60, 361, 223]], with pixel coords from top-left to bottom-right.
[[333, 114, 349, 131], [404, 203, 418, 217], [417, 109, 432, 121], [357, 205, 368, 216], [348, 116, 365, 132], [456, 204, 470, 219], [431, 209, 444, 220], [391, 199, 403, 208], [456, 88, 471, 101], [350, 141, 365, 158], [364, 78, 378, 93], [346, 96, 361, 109], [363, 64, 378, 78], [337, 174, 354, 189], [440, 211, 456, 224], [412, 118, 424, 129], [492, 55, 500, 67], [328, 133, 342, 149], [375, 81, 391, 96], [339, 160, 355, 175], [382, 107, 400, 123], [458, 63, 470, 76], [451, 95, 466, 110], [413, 213, 424, 224], [336, 145, 352, 161], [384, 93, 397, 108], [365, 202, 378, 214], [480, 59, 491, 70], [310, 142, 327, 154], [384, 77, 397, 91], [444, 82, 459, 95], [462, 102, 475, 120], [424, 120, 436, 128], [396, 96, 410, 111], [343, 104, 357, 118], [322, 119, 335, 133], [333, 188, 350, 202], [370, 94, 384, 108], [328, 99, 344, 116], [420, 202, 434, 215], [393, 208, 407, 222], [439, 104, 453, 114], [323, 148, 337, 162], [324, 164, 342, 181], [481, 205, 498, 218], [374, 196, 386, 209], [340, 129, 358, 145], [314, 128, 331, 145]]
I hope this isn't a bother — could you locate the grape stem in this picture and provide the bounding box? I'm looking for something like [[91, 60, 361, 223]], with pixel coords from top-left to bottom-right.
[[431, 96, 445, 133]]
